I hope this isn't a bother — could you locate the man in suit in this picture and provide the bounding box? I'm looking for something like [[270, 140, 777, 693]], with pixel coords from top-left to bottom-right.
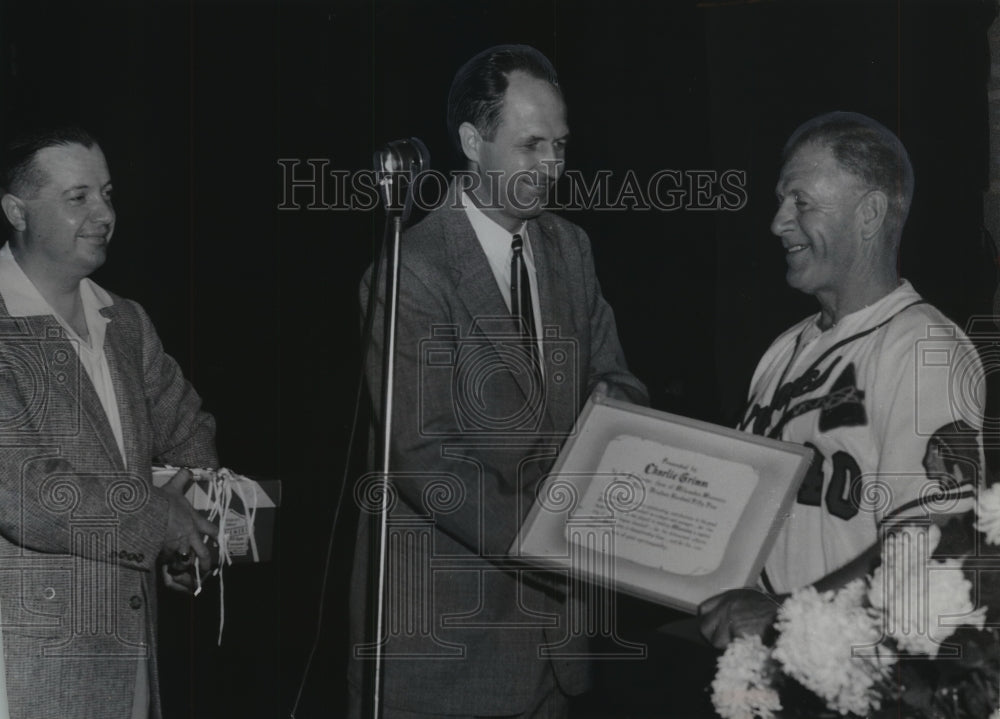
[[350, 45, 648, 718], [0, 125, 218, 718]]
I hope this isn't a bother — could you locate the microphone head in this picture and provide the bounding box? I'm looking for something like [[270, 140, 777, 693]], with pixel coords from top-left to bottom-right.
[[376, 137, 430, 176], [373, 137, 431, 219]]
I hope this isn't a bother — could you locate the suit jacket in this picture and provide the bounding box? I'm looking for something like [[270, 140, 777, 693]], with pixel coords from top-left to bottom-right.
[[350, 187, 647, 715], [0, 292, 217, 719]]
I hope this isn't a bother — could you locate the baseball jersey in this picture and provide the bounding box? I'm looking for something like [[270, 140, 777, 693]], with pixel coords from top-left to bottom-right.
[[740, 280, 984, 594]]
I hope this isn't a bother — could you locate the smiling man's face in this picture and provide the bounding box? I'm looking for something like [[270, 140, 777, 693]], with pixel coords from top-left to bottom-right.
[[465, 71, 569, 232], [6, 142, 115, 282], [771, 141, 869, 303]]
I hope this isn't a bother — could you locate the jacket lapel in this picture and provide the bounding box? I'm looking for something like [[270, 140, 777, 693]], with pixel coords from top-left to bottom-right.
[[100, 304, 142, 472], [439, 191, 541, 404], [435, 188, 580, 433], [19, 314, 127, 471], [526, 216, 577, 433]]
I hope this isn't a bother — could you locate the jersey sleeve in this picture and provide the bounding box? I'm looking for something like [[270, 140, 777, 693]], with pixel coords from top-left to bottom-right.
[[871, 311, 983, 526]]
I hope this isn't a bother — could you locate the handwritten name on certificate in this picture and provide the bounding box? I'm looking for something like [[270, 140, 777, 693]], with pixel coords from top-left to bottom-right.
[[568, 435, 759, 575]]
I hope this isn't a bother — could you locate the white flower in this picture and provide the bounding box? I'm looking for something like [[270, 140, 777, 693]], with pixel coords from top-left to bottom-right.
[[869, 532, 986, 657], [711, 634, 782, 719], [773, 580, 894, 716], [976, 484, 1000, 545]]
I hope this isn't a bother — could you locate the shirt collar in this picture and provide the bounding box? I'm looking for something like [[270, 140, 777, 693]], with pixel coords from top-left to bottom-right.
[[807, 279, 917, 337], [0, 242, 113, 319], [461, 191, 528, 250]]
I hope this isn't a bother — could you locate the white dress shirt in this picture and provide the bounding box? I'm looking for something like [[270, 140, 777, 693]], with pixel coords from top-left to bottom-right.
[[462, 193, 544, 365]]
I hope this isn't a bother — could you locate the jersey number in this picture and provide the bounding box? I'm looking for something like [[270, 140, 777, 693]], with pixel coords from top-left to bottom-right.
[[798, 443, 863, 520]]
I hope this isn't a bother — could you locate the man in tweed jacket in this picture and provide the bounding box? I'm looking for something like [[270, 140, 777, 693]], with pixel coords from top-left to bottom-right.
[[0, 126, 218, 718]]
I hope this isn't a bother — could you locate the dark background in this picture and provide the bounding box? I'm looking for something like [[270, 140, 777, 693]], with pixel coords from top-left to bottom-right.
[[1, 0, 996, 716]]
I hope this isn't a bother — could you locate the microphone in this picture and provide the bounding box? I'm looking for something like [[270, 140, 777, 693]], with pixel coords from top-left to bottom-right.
[[375, 137, 429, 175], [374, 137, 430, 219]]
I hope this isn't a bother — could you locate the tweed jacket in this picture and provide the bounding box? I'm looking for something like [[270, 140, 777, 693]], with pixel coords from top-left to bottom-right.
[[350, 187, 648, 716], [0, 289, 217, 719]]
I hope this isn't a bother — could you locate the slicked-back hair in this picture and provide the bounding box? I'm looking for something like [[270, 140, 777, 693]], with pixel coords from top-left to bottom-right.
[[446, 44, 560, 155], [0, 125, 100, 198], [783, 111, 914, 242]]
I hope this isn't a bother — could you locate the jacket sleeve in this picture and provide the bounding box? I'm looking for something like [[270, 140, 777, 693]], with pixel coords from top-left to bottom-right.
[[131, 300, 218, 468], [574, 225, 649, 407]]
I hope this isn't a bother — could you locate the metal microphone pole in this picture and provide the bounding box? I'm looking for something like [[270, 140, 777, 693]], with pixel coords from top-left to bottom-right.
[[370, 138, 428, 719]]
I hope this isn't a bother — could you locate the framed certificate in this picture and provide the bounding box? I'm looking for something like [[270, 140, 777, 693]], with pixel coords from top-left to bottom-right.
[[511, 393, 813, 613]]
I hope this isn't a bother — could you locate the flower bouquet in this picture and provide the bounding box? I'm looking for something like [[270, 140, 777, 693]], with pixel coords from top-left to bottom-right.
[[710, 486, 1000, 719]]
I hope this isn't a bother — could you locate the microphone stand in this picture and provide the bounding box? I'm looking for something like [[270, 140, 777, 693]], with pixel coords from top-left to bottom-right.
[[369, 139, 427, 719], [371, 214, 401, 719]]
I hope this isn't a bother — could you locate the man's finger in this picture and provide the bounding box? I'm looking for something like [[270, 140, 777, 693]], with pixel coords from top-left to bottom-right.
[[698, 593, 723, 616], [161, 565, 195, 594], [698, 606, 723, 645], [709, 626, 731, 650], [164, 468, 192, 495], [192, 511, 219, 539], [186, 533, 214, 571]]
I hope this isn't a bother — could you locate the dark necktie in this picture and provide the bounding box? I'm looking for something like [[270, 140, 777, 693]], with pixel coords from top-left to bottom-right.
[[510, 234, 539, 363]]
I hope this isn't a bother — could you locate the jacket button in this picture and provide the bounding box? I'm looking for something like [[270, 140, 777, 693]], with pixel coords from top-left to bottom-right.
[[129, 595, 143, 610], [43, 587, 56, 600]]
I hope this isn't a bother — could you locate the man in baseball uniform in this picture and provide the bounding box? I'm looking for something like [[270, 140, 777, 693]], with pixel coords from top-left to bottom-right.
[[699, 111, 984, 647]]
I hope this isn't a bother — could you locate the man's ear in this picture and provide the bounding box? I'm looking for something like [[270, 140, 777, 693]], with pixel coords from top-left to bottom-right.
[[0, 194, 26, 232], [458, 122, 482, 164], [858, 189, 888, 240]]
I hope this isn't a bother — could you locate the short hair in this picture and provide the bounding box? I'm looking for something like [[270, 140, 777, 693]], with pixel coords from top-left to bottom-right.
[[0, 125, 100, 197], [446, 44, 560, 155], [783, 112, 914, 242]]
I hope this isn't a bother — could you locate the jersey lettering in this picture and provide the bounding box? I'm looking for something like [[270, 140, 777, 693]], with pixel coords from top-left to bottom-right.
[[818, 363, 867, 432], [794, 444, 863, 519], [795, 443, 824, 507], [744, 361, 867, 439], [741, 358, 841, 436], [826, 451, 863, 520]]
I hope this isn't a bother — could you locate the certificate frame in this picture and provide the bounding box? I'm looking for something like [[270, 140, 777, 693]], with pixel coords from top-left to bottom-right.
[[510, 393, 813, 613]]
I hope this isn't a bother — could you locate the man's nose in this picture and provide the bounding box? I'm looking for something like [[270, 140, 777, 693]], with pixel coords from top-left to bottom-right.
[[771, 199, 793, 236], [537, 155, 564, 181], [91, 196, 115, 224]]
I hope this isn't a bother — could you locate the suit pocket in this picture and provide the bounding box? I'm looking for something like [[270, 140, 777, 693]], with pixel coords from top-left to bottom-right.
[[1, 566, 71, 641]]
